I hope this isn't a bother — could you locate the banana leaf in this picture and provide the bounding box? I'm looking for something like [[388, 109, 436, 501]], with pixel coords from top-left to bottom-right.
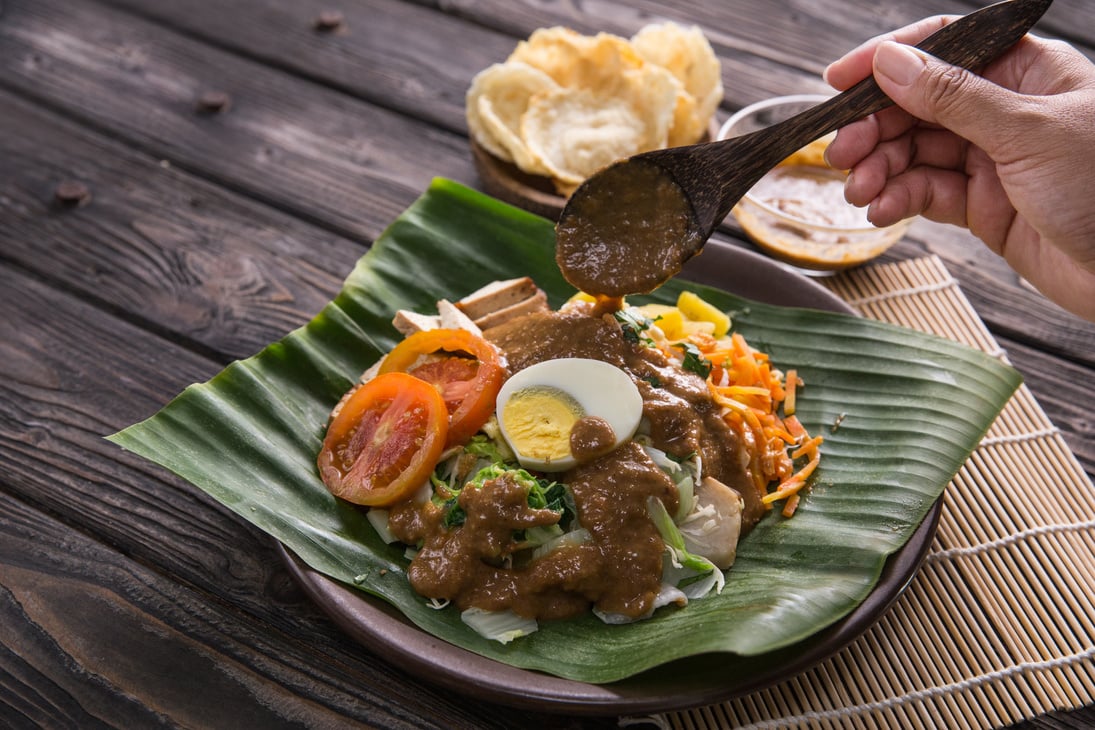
[[108, 178, 1020, 684]]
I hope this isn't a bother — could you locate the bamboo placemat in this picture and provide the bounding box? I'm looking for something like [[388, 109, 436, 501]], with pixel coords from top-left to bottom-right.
[[637, 256, 1095, 730]]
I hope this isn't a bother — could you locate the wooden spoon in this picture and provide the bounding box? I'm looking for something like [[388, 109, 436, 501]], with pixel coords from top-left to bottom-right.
[[555, 0, 1054, 297]]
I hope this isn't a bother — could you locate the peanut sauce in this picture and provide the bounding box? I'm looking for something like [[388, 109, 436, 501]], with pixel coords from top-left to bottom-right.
[[569, 416, 617, 463], [389, 307, 762, 622], [555, 160, 704, 297]]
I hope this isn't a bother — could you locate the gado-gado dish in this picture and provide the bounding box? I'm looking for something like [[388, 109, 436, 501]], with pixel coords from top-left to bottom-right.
[[108, 180, 1020, 685], [467, 24, 723, 196], [317, 276, 820, 641]]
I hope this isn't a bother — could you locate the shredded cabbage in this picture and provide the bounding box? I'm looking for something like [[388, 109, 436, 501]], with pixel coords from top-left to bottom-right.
[[521, 524, 565, 549], [647, 496, 725, 597], [641, 444, 700, 521], [594, 582, 688, 625], [460, 607, 538, 643], [366, 508, 398, 544], [531, 527, 591, 560]]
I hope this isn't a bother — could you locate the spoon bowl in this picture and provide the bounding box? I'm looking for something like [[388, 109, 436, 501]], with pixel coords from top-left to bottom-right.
[[554, 0, 1054, 296]]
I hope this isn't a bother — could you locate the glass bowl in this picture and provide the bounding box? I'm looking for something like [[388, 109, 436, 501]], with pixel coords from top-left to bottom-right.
[[718, 94, 912, 273]]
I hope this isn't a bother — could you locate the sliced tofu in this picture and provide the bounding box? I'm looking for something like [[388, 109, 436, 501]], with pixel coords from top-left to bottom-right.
[[394, 300, 482, 337], [474, 288, 548, 330], [679, 476, 743, 570], [437, 299, 482, 337], [456, 277, 540, 320], [392, 310, 440, 336]]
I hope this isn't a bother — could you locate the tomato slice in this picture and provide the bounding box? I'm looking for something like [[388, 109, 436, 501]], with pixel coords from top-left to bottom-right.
[[317, 371, 448, 507], [406, 357, 479, 412], [379, 329, 505, 447]]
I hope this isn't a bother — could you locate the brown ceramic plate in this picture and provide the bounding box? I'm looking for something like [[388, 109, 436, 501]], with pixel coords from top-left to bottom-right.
[[279, 241, 942, 715]]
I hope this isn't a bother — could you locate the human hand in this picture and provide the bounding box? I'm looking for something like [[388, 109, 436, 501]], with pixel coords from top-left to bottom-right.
[[823, 16, 1095, 321]]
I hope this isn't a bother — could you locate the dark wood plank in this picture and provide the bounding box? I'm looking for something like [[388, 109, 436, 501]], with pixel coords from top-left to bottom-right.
[[0, 491, 607, 729], [96, 0, 512, 135], [955, 0, 1095, 49], [996, 336, 1095, 479], [1, 492, 349, 729], [1007, 706, 1095, 730], [98, 0, 834, 117], [0, 92, 358, 362], [0, 0, 476, 241], [410, 0, 1094, 84], [0, 267, 611, 729], [0, 267, 288, 594], [414, 0, 915, 81]]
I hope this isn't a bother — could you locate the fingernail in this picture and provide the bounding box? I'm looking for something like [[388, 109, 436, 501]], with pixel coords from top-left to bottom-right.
[[874, 42, 926, 87], [823, 130, 836, 167]]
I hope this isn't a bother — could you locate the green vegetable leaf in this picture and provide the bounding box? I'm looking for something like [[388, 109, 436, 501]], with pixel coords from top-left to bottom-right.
[[463, 434, 511, 463], [614, 309, 655, 345], [440, 496, 465, 529], [466, 463, 517, 490], [673, 341, 713, 378], [107, 178, 1021, 684], [647, 496, 719, 579]]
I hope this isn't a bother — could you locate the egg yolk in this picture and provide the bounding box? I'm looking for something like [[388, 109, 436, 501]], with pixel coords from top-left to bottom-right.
[[500, 386, 583, 463]]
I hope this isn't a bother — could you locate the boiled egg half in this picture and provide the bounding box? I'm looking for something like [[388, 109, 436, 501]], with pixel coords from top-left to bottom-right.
[[495, 357, 643, 472]]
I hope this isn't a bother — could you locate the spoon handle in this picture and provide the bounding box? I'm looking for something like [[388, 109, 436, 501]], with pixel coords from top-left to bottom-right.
[[691, 0, 1054, 228], [781, 0, 1053, 140], [594, 0, 1055, 257]]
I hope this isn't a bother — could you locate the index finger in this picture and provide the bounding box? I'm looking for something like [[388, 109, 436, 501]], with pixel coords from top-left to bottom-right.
[[823, 15, 957, 90]]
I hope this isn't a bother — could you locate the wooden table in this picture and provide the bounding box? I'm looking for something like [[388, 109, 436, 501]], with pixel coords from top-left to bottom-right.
[[2, 0, 1092, 727]]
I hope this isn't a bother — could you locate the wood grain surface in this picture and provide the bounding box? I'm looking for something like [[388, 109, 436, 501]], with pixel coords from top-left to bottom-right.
[[1, 0, 1092, 727]]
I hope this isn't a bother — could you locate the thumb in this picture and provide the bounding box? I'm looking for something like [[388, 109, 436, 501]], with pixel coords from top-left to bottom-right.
[[872, 41, 1022, 158]]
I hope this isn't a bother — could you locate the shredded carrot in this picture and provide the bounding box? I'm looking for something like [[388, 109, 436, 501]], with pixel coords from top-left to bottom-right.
[[724, 385, 772, 398], [791, 435, 824, 460], [658, 322, 822, 518], [781, 494, 801, 518], [784, 369, 798, 416], [769, 425, 797, 444], [784, 415, 807, 440]]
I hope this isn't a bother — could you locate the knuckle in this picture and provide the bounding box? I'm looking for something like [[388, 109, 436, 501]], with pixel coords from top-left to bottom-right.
[[921, 63, 974, 116]]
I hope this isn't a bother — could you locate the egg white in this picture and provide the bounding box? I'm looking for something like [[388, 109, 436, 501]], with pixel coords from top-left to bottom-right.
[[495, 357, 643, 472]]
